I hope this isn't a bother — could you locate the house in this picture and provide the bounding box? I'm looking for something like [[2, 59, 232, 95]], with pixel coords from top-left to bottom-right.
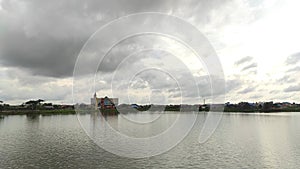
[[91, 93, 119, 110]]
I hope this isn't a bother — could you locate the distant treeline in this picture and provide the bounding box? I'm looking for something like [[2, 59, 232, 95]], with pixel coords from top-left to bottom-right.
[[0, 99, 75, 115], [118, 101, 300, 113], [223, 101, 300, 113], [1, 99, 300, 115]]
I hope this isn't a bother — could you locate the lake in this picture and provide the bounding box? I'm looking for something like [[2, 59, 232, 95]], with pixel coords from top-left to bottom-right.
[[0, 112, 300, 168]]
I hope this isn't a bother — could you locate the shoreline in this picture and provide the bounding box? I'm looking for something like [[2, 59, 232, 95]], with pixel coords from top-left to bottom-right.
[[1, 108, 300, 116], [0, 109, 76, 115]]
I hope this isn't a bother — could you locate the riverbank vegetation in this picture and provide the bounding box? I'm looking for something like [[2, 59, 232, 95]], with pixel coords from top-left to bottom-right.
[[1, 99, 300, 115]]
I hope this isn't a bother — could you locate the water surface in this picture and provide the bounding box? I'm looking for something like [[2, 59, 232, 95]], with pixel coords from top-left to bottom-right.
[[0, 112, 300, 168]]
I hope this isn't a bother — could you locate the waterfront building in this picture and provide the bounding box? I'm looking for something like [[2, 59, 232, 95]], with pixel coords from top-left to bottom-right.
[[91, 93, 119, 110]]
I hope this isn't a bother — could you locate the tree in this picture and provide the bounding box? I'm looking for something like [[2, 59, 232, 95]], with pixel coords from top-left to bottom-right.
[[25, 99, 45, 110], [0, 100, 3, 112]]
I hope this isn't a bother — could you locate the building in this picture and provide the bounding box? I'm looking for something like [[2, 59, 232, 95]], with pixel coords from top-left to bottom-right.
[[91, 93, 119, 110]]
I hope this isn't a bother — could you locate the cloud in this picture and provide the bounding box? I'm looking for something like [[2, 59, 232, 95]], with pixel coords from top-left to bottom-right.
[[225, 78, 243, 93], [277, 75, 296, 84], [284, 85, 300, 93], [234, 56, 253, 66], [0, 0, 278, 104], [238, 86, 255, 94], [234, 56, 257, 73], [286, 52, 300, 65], [249, 94, 263, 100], [241, 62, 257, 71], [287, 66, 300, 73], [0, 76, 72, 104], [0, 0, 263, 78]]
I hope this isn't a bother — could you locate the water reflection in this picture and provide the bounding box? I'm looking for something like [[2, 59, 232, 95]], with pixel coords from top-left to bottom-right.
[[88, 112, 179, 138], [82, 111, 198, 158], [1, 113, 300, 168], [26, 114, 40, 121], [219, 113, 299, 168], [255, 114, 295, 168]]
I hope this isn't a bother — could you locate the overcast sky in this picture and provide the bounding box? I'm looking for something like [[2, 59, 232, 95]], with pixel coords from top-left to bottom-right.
[[0, 0, 300, 105]]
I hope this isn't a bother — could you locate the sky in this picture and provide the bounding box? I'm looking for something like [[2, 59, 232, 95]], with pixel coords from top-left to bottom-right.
[[0, 0, 300, 105]]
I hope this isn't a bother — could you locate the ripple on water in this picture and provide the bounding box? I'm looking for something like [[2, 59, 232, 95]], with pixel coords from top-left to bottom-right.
[[0, 114, 300, 168]]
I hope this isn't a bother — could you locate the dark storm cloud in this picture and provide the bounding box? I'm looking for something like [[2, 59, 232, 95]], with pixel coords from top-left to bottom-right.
[[0, 0, 242, 78], [234, 56, 253, 66], [0, 0, 98, 77], [286, 52, 300, 65], [0, 31, 84, 77], [0, 0, 271, 104], [284, 85, 300, 93]]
